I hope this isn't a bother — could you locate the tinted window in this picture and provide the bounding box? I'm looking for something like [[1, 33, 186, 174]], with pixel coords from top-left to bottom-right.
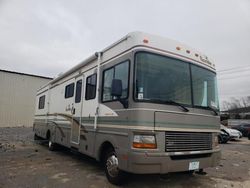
[[75, 79, 82, 103], [102, 61, 129, 102], [191, 65, 219, 109], [134, 52, 219, 110], [65, 83, 75, 98], [38, 95, 45, 109], [135, 52, 191, 105], [85, 74, 97, 100]]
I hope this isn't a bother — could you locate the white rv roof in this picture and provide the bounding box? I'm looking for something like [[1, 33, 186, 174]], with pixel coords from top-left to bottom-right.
[[39, 31, 215, 90], [126, 31, 214, 67]]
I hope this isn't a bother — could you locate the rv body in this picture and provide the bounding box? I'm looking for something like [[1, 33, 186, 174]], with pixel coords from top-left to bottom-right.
[[34, 32, 220, 183]]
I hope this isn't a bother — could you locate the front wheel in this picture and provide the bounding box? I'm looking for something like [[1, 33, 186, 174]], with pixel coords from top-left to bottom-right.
[[218, 135, 222, 144], [104, 149, 126, 185]]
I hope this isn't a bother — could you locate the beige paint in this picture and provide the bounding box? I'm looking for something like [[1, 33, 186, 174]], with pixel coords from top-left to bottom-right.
[[0, 70, 51, 127]]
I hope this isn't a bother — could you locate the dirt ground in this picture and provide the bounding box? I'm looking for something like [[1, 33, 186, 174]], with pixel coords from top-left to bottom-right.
[[0, 127, 250, 188]]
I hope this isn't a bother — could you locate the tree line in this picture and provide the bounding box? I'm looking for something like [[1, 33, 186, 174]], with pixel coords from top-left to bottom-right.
[[221, 96, 250, 111]]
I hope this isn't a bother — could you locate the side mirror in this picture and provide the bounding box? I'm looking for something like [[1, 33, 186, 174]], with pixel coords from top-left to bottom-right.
[[111, 79, 128, 109], [111, 79, 122, 97]]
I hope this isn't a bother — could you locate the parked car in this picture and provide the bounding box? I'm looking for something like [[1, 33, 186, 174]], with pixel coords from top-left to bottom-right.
[[221, 125, 242, 140], [218, 130, 231, 144], [232, 123, 250, 137]]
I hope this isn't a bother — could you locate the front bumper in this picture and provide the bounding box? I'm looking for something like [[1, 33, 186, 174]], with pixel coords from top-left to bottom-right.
[[230, 134, 240, 140], [126, 149, 221, 174]]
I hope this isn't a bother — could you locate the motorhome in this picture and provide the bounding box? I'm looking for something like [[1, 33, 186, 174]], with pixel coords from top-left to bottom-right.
[[33, 31, 221, 185]]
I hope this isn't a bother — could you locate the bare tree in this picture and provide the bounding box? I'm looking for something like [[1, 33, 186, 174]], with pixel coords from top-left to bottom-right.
[[221, 101, 231, 111], [221, 96, 250, 111], [241, 97, 248, 107]]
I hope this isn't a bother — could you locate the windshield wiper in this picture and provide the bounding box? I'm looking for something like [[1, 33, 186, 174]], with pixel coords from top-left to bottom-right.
[[141, 98, 189, 112], [206, 106, 218, 116], [167, 100, 189, 112]]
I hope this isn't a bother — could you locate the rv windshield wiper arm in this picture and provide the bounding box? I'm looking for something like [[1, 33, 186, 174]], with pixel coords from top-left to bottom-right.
[[166, 100, 189, 112], [206, 106, 218, 116], [141, 98, 189, 112]]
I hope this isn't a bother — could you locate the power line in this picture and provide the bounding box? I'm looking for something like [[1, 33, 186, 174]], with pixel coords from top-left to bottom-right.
[[217, 65, 250, 73], [217, 72, 250, 80], [218, 68, 250, 75], [221, 89, 250, 95]]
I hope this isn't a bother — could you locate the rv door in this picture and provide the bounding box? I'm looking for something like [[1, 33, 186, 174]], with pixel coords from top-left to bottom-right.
[[70, 75, 84, 145]]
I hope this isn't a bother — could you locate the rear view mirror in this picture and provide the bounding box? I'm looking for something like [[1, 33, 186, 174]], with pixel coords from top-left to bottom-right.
[[111, 79, 128, 109], [111, 79, 122, 97]]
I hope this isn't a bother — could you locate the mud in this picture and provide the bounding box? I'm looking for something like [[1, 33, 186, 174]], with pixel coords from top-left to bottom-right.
[[0, 127, 250, 188]]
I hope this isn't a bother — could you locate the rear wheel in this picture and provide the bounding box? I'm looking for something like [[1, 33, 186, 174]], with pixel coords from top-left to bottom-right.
[[34, 134, 40, 140], [104, 149, 126, 185], [48, 140, 56, 151], [47, 131, 56, 151]]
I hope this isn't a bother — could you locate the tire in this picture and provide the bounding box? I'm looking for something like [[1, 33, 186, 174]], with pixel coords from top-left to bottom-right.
[[48, 139, 56, 151], [34, 134, 40, 140], [218, 136, 222, 144], [104, 149, 126, 185], [182, 170, 194, 175], [243, 130, 248, 137], [248, 133, 250, 140], [46, 131, 56, 151]]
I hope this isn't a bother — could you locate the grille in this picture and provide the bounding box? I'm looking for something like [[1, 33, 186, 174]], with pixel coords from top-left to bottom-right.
[[165, 131, 212, 152]]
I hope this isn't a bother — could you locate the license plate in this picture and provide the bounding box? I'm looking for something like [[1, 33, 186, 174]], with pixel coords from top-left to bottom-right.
[[189, 161, 199, 170]]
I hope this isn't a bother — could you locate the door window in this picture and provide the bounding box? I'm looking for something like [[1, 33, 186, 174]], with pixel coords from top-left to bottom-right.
[[85, 74, 97, 100], [75, 79, 82, 103]]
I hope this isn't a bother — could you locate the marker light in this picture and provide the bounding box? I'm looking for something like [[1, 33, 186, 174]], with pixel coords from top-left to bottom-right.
[[133, 135, 157, 149], [176, 46, 181, 50], [143, 39, 149, 44], [195, 53, 199, 57], [186, 50, 190, 54]]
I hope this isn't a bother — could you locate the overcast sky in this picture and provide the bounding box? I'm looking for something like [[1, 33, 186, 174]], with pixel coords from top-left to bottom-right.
[[0, 0, 250, 105]]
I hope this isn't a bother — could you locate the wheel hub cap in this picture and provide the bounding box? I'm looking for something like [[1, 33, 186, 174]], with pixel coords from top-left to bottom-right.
[[49, 141, 52, 148], [106, 155, 119, 177]]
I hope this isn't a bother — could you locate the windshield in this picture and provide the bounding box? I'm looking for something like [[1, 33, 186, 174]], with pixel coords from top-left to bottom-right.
[[135, 52, 219, 110]]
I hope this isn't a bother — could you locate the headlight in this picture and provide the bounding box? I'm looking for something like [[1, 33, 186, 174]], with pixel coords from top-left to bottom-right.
[[133, 135, 157, 149], [212, 133, 219, 148]]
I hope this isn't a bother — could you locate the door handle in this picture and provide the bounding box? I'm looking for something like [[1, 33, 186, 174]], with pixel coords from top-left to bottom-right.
[[71, 107, 75, 115]]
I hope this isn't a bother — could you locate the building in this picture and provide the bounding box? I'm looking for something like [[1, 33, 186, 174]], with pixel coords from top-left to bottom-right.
[[0, 69, 52, 127]]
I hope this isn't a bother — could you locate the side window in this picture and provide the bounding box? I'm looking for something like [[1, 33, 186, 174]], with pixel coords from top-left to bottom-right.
[[75, 79, 82, 103], [65, 83, 75, 98], [85, 74, 97, 100], [102, 61, 129, 102], [38, 95, 45, 109]]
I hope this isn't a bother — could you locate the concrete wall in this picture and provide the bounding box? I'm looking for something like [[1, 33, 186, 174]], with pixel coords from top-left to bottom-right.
[[0, 70, 52, 127]]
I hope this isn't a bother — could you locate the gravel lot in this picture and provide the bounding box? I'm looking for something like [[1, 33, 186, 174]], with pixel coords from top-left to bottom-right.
[[0, 127, 250, 188]]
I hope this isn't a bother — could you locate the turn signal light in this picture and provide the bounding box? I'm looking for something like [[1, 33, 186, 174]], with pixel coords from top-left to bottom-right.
[[133, 142, 157, 149]]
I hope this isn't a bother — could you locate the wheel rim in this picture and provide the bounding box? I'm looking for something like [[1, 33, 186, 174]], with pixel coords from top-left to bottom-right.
[[106, 154, 119, 177], [49, 140, 52, 148]]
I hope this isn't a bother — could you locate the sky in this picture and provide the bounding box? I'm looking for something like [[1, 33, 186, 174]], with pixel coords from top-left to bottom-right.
[[0, 0, 250, 107]]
